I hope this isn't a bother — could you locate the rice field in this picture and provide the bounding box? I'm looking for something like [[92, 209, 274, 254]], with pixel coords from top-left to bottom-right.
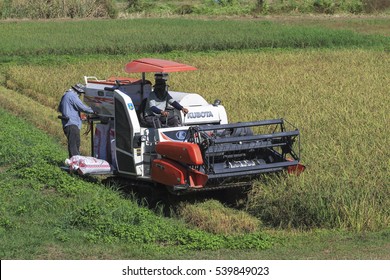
[[0, 17, 389, 232]]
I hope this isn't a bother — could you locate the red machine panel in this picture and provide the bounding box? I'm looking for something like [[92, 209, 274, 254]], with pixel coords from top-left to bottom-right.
[[155, 141, 203, 165], [151, 159, 208, 188]]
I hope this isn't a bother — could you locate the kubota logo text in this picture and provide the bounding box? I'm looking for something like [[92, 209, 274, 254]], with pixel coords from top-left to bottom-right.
[[187, 111, 214, 119]]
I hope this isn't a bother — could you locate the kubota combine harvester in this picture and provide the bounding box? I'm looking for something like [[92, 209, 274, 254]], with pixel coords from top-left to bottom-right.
[[77, 58, 304, 194]]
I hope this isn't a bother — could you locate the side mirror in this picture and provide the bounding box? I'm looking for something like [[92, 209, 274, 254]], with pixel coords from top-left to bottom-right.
[[213, 99, 221, 106]]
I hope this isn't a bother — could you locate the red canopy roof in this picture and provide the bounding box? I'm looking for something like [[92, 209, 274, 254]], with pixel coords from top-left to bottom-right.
[[125, 58, 197, 73]]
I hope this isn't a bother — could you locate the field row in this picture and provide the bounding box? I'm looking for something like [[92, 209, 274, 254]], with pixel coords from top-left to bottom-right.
[[1, 18, 389, 58]]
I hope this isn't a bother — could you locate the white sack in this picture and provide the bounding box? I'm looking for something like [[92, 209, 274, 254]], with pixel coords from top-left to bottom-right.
[[65, 155, 111, 175]]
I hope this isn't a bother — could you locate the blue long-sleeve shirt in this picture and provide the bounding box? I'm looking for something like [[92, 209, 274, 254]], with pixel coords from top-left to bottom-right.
[[58, 89, 94, 129]]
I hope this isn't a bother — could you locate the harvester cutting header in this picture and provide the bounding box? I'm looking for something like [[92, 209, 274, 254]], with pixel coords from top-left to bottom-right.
[[71, 58, 304, 194]]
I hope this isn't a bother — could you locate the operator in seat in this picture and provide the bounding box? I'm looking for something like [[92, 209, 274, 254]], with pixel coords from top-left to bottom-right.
[[144, 74, 188, 128]]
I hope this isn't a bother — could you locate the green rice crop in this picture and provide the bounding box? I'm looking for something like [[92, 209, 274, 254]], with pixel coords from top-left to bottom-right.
[[0, 18, 389, 58]]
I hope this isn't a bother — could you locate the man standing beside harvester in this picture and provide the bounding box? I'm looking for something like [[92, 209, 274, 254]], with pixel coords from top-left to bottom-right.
[[58, 84, 95, 158]]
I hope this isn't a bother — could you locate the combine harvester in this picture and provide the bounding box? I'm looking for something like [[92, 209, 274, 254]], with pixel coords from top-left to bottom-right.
[[74, 58, 304, 194]]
